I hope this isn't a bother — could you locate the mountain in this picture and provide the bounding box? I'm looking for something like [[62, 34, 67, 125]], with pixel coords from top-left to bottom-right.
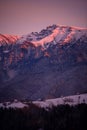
[[0, 25, 87, 101], [0, 34, 19, 45]]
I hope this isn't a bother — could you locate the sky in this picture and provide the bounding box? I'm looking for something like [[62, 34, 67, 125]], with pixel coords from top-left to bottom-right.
[[0, 0, 87, 35]]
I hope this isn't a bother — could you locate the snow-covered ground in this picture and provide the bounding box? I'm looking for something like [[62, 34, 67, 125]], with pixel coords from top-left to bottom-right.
[[0, 94, 87, 109], [0, 100, 28, 109], [33, 93, 87, 108]]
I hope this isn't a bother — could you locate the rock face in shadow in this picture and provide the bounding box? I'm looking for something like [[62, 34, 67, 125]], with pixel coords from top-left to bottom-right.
[[0, 25, 87, 101]]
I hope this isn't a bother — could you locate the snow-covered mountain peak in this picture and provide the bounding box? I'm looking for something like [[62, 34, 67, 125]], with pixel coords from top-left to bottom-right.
[[0, 34, 20, 46], [17, 25, 87, 49], [32, 27, 59, 47], [33, 25, 87, 49]]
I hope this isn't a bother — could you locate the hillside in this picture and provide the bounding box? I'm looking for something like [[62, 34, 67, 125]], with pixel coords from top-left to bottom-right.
[[0, 25, 87, 101]]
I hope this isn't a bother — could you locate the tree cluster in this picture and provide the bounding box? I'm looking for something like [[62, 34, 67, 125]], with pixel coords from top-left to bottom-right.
[[0, 103, 87, 130]]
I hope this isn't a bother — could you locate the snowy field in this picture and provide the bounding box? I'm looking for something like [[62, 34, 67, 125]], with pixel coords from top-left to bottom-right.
[[0, 93, 87, 109], [33, 93, 87, 108]]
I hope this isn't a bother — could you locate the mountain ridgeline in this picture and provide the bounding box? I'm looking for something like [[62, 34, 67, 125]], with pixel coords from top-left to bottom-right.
[[0, 25, 87, 101]]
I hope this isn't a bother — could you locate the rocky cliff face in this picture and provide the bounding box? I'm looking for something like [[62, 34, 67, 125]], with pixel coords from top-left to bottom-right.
[[0, 25, 87, 101]]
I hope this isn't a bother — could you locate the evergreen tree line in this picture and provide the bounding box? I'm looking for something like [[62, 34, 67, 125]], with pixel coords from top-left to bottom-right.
[[0, 103, 87, 130]]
